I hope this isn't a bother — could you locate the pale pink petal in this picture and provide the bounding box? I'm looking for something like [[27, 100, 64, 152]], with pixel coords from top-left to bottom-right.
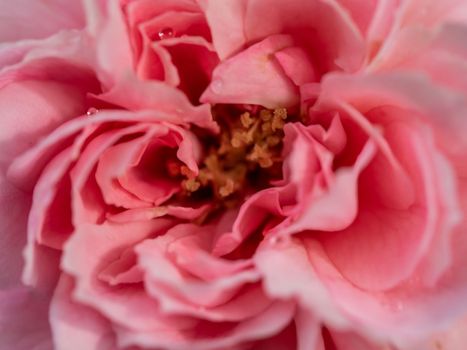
[[305, 238, 467, 347], [405, 316, 467, 350], [0, 0, 84, 42], [369, 24, 467, 94], [274, 46, 318, 86], [295, 309, 323, 350], [199, 0, 365, 72], [320, 114, 461, 290], [397, 0, 467, 29], [201, 35, 299, 108], [0, 80, 87, 169], [86, 0, 133, 88], [0, 30, 95, 84], [97, 74, 218, 131], [50, 274, 117, 350], [7, 109, 208, 191], [197, 0, 247, 60], [365, 0, 401, 60], [255, 238, 349, 329]]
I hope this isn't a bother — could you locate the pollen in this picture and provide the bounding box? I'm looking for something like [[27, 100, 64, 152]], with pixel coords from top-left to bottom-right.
[[180, 106, 291, 202]]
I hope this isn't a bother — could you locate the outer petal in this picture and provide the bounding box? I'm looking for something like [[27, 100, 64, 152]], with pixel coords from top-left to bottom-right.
[[0, 80, 88, 169], [0, 174, 31, 287], [0, 287, 52, 350], [50, 274, 116, 350], [0, 0, 84, 43], [200, 0, 365, 72]]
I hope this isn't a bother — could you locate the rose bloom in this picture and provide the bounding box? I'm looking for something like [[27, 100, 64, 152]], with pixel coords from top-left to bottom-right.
[[1, 0, 467, 350]]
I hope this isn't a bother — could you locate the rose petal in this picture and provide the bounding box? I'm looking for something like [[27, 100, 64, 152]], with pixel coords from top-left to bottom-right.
[[116, 300, 295, 350], [201, 35, 299, 108], [0, 0, 84, 43], [50, 274, 117, 350], [61, 219, 184, 331], [0, 287, 52, 350]]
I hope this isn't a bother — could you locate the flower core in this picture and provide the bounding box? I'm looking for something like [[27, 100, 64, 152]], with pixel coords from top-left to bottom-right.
[[171, 106, 291, 208]]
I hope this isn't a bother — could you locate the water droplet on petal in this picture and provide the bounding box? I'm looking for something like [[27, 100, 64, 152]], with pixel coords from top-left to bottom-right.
[[211, 79, 224, 94], [86, 107, 98, 116], [270, 235, 288, 246], [158, 27, 174, 40]]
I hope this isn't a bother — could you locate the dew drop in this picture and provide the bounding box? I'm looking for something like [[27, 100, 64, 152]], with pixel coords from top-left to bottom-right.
[[86, 107, 98, 116], [270, 235, 288, 246], [211, 79, 224, 94], [158, 27, 174, 40]]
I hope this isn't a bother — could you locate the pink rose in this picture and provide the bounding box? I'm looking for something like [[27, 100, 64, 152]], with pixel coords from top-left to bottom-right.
[[2, 0, 467, 350]]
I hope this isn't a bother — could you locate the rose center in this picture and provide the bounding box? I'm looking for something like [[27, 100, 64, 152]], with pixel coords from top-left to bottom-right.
[[169, 106, 291, 208]]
